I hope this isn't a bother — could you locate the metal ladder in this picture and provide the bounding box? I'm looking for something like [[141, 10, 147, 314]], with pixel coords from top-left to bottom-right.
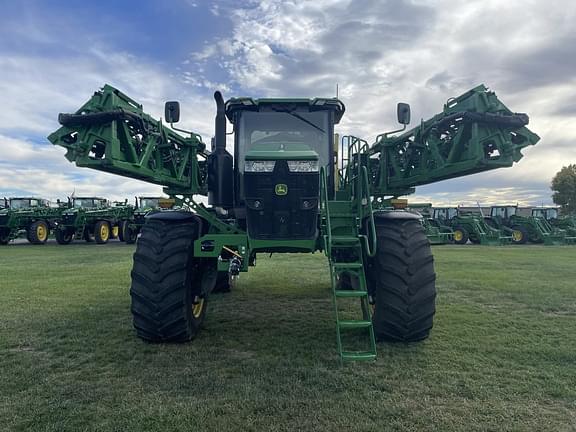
[[321, 165, 377, 362]]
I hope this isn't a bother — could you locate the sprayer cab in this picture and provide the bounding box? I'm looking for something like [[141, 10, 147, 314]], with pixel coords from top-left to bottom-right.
[[218, 96, 345, 241]]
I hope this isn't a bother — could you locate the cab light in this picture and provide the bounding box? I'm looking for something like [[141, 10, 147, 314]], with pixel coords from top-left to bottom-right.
[[287, 160, 319, 172], [245, 160, 276, 172]]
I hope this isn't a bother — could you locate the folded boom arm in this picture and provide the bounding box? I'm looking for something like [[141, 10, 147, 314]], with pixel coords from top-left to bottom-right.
[[366, 84, 540, 197], [48, 84, 207, 196]]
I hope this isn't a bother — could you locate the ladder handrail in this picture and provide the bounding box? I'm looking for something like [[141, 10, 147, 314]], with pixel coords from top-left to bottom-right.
[[320, 166, 332, 257], [359, 166, 377, 258]]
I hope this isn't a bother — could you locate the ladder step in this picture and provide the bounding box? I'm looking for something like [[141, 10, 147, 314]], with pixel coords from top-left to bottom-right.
[[331, 236, 360, 245], [332, 262, 364, 269], [341, 351, 377, 362], [329, 213, 356, 218], [334, 289, 368, 298], [339, 320, 372, 329]]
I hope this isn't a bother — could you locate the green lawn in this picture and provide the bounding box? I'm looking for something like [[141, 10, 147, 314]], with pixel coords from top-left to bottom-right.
[[1, 242, 575, 431]]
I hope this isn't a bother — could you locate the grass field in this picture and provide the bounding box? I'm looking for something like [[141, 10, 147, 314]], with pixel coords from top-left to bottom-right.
[[1, 242, 575, 431]]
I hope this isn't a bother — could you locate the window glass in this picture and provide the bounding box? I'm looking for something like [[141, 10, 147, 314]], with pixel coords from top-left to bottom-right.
[[238, 111, 329, 172]]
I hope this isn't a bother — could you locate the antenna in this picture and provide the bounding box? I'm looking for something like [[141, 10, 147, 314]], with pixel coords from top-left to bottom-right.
[[336, 83, 339, 99]]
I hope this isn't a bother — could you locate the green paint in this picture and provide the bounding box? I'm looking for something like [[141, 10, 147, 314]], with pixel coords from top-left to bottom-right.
[[48, 83, 543, 361]]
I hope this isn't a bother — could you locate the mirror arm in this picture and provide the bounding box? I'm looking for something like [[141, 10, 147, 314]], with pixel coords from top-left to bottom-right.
[[169, 122, 195, 136], [383, 123, 407, 139]]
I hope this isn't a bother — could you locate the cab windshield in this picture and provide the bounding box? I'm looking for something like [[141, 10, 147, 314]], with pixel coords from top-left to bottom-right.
[[492, 206, 516, 217], [434, 208, 457, 220], [140, 199, 159, 208], [74, 199, 103, 208], [533, 209, 557, 219], [237, 110, 330, 172], [10, 199, 37, 209]]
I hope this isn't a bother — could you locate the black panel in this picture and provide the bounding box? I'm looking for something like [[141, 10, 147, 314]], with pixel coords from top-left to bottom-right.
[[244, 160, 319, 240]]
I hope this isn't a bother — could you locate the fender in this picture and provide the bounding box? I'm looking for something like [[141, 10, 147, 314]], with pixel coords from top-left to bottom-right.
[[373, 210, 421, 221]]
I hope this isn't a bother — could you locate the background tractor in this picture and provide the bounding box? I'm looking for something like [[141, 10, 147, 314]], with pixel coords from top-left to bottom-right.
[[48, 84, 539, 361], [0, 197, 65, 245], [121, 196, 176, 244], [431, 207, 509, 245], [531, 207, 576, 241], [407, 203, 453, 245], [485, 205, 566, 245], [54, 197, 133, 244]]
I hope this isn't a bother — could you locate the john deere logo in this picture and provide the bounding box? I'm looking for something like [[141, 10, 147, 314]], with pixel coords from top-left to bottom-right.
[[275, 184, 288, 196]]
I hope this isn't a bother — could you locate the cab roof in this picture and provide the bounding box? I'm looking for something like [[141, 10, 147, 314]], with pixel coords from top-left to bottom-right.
[[225, 97, 345, 124], [74, 197, 106, 200], [11, 197, 44, 200]]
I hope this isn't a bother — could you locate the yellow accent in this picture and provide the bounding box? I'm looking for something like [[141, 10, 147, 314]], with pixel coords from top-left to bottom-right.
[[192, 298, 205, 319], [454, 230, 463, 242], [112, 225, 119, 238], [100, 223, 110, 241], [391, 198, 408, 209], [36, 224, 47, 241], [275, 184, 288, 196], [158, 198, 176, 209], [512, 230, 523, 242], [222, 246, 242, 259]]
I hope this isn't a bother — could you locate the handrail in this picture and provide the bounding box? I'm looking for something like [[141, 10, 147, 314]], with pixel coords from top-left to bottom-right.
[[359, 166, 377, 258], [319, 166, 332, 257]]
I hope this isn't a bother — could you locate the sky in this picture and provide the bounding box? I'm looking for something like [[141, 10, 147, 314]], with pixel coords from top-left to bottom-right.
[[1, 0, 575, 206]]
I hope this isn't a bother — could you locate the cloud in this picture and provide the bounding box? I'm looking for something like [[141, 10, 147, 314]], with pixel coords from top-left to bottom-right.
[[1, 0, 575, 207], [182, 0, 576, 205]]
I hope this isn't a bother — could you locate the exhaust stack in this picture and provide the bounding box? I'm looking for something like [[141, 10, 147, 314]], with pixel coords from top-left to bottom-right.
[[207, 91, 234, 209]]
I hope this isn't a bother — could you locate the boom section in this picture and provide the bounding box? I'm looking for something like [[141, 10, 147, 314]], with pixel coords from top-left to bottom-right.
[[48, 84, 207, 196], [368, 84, 540, 197]]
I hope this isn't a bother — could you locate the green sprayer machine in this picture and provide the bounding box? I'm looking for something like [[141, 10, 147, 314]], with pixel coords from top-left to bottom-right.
[[0, 197, 66, 245], [48, 84, 539, 361]]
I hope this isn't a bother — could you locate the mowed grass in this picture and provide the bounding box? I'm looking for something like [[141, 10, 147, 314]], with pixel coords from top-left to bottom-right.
[[1, 242, 575, 431]]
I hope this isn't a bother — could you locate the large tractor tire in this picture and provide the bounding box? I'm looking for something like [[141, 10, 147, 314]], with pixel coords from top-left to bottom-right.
[[117, 221, 126, 242], [94, 221, 111, 244], [368, 213, 436, 342], [452, 226, 469, 245], [111, 224, 120, 240], [0, 229, 10, 245], [511, 225, 529, 244], [28, 220, 49, 244], [83, 228, 93, 242], [130, 214, 209, 342], [469, 235, 481, 244], [55, 229, 74, 245], [123, 222, 138, 244]]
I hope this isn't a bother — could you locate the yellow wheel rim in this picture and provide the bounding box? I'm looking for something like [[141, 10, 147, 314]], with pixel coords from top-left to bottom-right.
[[37, 224, 47, 241], [112, 226, 119, 238], [454, 230, 463, 242], [512, 230, 523, 242], [192, 298, 204, 319], [100, 223, 110, 241]]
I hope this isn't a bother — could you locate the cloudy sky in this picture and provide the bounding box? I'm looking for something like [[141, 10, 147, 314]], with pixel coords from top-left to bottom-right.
[[1, 0, 574, 206]]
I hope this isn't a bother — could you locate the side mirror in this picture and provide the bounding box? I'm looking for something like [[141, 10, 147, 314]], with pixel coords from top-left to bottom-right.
[[397, 102, 411, 125], [165, 101, 180, 123]]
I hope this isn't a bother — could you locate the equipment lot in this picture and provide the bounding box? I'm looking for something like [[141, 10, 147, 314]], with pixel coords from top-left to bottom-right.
[[1, 244, 575, 431]]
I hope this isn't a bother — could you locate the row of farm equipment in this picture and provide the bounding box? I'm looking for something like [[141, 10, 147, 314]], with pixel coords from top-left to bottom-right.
[[0, 196, 174, 245], [4, 194, 573, 247], [410, 204, 576, 245]]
